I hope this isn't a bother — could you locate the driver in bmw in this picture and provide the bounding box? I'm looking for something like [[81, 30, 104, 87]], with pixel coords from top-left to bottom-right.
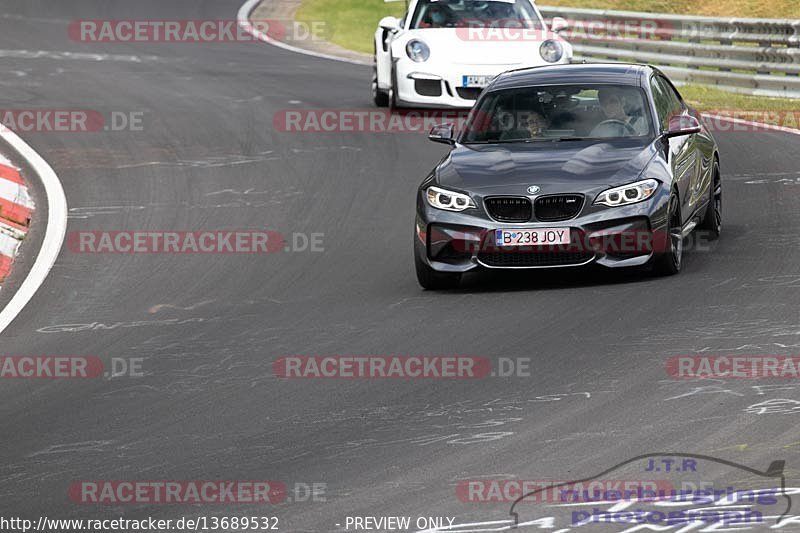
[[597, 87, 647, 135]]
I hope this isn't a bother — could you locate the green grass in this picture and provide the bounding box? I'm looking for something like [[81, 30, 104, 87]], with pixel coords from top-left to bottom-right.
[[295, 0, 405, 54], [680, 85, 800, 126]]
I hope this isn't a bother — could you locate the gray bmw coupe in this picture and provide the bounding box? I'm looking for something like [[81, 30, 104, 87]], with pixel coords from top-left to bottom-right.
[[414, 63, 721, 289]]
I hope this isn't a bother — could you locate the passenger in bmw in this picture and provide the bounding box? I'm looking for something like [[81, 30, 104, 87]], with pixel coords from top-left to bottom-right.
[[522, 110, 549, 138]]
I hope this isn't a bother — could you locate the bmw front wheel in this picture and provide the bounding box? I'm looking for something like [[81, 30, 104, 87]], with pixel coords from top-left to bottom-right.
[[652, 194, 683, 276]]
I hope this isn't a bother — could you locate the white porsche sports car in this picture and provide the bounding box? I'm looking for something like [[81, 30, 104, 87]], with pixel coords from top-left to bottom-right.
[[372, 0, 573, 108]]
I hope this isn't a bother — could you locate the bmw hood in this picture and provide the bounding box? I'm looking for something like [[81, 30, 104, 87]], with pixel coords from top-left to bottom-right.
[[435, 140, 658, 194]]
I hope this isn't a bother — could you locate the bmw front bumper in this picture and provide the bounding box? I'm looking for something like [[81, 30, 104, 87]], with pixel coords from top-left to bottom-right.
[[414, 187, 672, 272]]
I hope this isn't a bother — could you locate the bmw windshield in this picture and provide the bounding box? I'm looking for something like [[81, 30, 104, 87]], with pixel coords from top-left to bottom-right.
[[460, 84, 656, 144], [409, 0, 543, 30]]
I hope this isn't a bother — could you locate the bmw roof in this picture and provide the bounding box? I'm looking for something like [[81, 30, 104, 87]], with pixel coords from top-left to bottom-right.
[[489, 63, 653, 91]]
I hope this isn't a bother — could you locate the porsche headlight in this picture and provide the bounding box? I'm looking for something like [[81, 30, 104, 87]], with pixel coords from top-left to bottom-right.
[[594, 179, 660, 207], [539, 39, 563, 63], [426, 186, 475, 212], [406, 39, 430, 62]]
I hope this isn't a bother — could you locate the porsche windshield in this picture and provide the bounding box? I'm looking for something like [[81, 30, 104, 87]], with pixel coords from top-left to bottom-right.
[[409, 0, 542, 30], [460, 84, 656, 143]]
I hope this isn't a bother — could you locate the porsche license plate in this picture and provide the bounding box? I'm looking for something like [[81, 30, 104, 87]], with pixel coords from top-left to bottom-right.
[[462, 75, 494, 88]]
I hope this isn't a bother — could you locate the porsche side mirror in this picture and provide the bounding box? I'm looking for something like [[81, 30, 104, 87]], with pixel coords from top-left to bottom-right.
[[551, 17, 569, 33], [664, 114, 702, 138], [429, 123, 455, 145], [379, 16, 401, 31]]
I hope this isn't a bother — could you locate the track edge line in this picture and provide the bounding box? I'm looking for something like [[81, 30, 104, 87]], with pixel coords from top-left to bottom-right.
[[237, 0, 370, 66], [703, 113, 800, 136]]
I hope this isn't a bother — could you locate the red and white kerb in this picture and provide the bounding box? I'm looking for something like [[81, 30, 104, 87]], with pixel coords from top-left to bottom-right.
[[0, 158, 34, 281]]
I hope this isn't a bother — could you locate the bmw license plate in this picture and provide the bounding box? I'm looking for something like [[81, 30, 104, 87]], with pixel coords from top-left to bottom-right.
[[495, 228, 571, 247], [462, 75, 494, 88]]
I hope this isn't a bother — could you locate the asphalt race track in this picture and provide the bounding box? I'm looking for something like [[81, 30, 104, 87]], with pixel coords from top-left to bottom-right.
[[2, 0, 800, 530]]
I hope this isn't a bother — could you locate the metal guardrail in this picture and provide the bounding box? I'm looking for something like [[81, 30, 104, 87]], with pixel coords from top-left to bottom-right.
[[538, 5, 800, 98]]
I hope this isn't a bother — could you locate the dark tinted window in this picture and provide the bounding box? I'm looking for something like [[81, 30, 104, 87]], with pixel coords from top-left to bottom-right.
[[650, 75, 683, 131], [461, 84, 653, 143], [410, 0, 541, 30]]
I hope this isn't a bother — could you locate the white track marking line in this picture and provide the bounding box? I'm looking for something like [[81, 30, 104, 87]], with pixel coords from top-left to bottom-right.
[[237, 0, 369, 66], [0, 127, 68, 335]]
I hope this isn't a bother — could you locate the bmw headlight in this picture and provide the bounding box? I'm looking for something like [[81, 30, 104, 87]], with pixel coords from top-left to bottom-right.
[[406, 39, 430, 62], [426, 186, 475, 212], [594, 179, 659, 207], [539, 39, 563, 63]]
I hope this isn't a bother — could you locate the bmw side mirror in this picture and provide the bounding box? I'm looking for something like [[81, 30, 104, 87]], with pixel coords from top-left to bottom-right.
[[379, 16, 401, 31], [664, 114, 702, 138], [429, 123, 455, 145], [551, 17, 569, 33]]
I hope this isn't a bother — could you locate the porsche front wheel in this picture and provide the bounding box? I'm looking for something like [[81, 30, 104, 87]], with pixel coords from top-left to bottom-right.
[[372, 66, 389, 107]]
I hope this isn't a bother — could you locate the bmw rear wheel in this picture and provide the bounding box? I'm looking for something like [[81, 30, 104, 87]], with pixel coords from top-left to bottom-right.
[[698, 160, 722, 238]]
